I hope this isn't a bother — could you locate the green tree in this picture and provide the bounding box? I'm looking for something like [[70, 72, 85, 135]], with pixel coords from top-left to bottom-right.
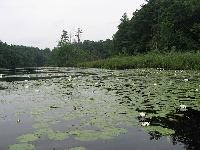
[[58, 30, 69, 47], [113, 13, 131, 55]]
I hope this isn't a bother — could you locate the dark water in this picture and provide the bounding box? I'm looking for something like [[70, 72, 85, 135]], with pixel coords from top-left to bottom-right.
[[0, 67, 199, 150]]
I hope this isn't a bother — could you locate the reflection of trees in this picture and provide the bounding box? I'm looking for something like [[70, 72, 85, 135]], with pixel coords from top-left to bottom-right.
[[149, 131, 162, 140], [148, 109, 200, 150]]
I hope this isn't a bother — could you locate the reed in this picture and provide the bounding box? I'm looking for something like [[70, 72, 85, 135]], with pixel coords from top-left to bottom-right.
[[78, 51, 200, 70]]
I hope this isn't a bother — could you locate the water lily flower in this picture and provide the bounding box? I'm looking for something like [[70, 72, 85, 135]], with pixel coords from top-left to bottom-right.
[[180, 104, 186, 109], [153, 83, 157, 86], [0, 74, 3, 78], [68, 76, 72, 81], [17, 119, 20, 123], [139, 112, 146, 117], [141, 122, 150, 127], [184, 79, 188, 82]]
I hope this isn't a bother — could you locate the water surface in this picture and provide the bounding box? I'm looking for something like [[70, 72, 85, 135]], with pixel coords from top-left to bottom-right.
[[0, 67, 199, 150]]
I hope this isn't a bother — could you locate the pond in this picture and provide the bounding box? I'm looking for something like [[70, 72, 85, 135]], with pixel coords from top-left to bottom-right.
[[0, 67, 199, 150]]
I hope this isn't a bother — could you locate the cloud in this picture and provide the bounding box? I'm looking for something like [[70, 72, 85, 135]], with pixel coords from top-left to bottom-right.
[[0, 0, 145, 49]]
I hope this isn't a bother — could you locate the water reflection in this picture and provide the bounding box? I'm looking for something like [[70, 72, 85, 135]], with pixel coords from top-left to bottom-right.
[[0, 67, 70, 82], [152, 108, 200, 150]]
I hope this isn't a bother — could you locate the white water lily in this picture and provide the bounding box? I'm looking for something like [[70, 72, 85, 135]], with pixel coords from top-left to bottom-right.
[[153, 83, 157, 86], [180, 104, 187, 109], [139, 112, 146, 117], [141, 122, 150, 127], [184, 79, 188, 82], [0, 74, 3, 78], [35, 89, 40, 92], [17, 119, 20, 123], [68, 76, 72, 81]]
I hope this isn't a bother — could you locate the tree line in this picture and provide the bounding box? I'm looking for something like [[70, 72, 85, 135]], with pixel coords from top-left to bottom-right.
[[49, 29, 114, 67], [0, 41, 51, 68], [113, 0, 200, 55], [1, 0, 200, 68]]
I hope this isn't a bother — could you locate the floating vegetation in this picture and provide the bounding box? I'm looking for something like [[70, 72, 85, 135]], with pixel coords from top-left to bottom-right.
[[72, 130, 99, 141], [70, 127, 127, 141], [17, 134, 39, 142], [32, 122, 51, 128], [32, 116, 59, 128], [48, 131, 69, 140], [14, 109, 25, 116], [1, 67, 200, 149], [30, 106, 49, 117], [9, 143, 35, 150], [68, 147, 86, 150], [34, 128, 53, 137], [144, 126, 175, 136]]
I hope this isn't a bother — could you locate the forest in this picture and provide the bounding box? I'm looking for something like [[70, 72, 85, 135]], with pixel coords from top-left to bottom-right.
[[1, 0, 200, 69], [0, 41, 51, 68]]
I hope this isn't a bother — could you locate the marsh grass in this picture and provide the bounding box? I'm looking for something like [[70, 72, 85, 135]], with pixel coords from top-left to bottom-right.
[[78, 51, 200, 70]]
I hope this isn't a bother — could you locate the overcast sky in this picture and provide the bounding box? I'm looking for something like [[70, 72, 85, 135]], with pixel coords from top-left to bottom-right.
[[0, 0, 145, 49]]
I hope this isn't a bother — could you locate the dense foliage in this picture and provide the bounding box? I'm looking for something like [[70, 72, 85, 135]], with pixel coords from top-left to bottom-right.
[[53, 0, 200, 67], [78, 51, 200, 70], [0, 41, 50, 68], [113, 0, 200, 54], [50, 30, 113, 67]]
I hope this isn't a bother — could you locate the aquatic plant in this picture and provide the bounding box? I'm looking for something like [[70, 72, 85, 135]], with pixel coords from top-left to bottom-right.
[[9, 143, 35, 150], [141, 122, 150, 127], [139, 112, 146, 117], [1, 67, 199, 149]]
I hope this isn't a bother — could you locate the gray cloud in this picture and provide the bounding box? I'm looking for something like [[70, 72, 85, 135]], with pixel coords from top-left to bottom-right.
[[0, 0, 145, 49]]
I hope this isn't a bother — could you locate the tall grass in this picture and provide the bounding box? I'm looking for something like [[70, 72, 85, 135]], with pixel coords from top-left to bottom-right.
[[78, 51, 200, 70]]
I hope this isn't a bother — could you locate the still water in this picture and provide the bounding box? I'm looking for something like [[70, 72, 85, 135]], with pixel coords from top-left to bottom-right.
[[0, 67, 199, 150]]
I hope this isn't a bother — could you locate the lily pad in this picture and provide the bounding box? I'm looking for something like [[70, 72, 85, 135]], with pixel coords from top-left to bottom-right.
[[68, 147, 86, 150], [144, 126, 175, 135], [17, 134, 39, 142], [9, 143, 35, 150], [72, 130, 99, 141], [48, 131, 69, 140]]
